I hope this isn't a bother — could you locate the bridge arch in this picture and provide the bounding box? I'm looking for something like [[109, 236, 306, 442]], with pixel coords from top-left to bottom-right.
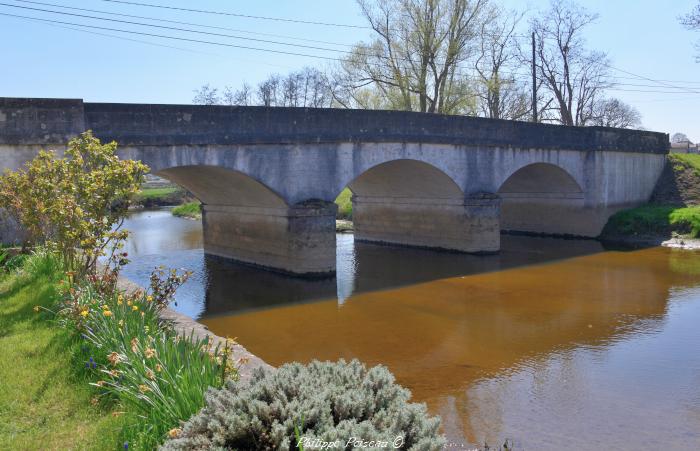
[[156, 165, 288, 208], [340, 159, 465, 201], [498, 163, 587, 236]]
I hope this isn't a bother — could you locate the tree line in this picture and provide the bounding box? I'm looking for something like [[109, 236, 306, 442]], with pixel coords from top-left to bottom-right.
[[194, 0, 651, 128]]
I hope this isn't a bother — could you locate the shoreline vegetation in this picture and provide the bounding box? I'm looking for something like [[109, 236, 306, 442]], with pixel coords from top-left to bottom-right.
[[0, 132, 446, 450], [600, 154, 700, 248]]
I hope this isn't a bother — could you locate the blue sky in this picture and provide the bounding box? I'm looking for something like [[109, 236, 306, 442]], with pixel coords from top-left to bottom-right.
[[1, 0, 698, 139]]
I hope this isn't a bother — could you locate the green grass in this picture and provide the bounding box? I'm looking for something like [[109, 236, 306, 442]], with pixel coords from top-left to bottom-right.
[[335, 188, 353, 220], [669, 153, 700, 177], [134, 187, 186, 207], [171, 201, 201, 219], [0, 253, 125, 450], [603, 204, 700, 238]]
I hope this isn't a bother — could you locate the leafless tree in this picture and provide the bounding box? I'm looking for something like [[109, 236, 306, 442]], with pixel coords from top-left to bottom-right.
[[531, 0, 611, 126], [590, 98, 641, 128], [222, 83, 254, 106], [192, 84, 221, 105], [256, 75, 282, 106], [680, 2, 700, 61], [672, 132, 692, 143], [475, 8, 530, 120], [335, 0, 494, 114]]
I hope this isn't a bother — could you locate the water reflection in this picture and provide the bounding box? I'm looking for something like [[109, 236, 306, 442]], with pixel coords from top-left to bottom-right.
[[121, 209, 700, 449]]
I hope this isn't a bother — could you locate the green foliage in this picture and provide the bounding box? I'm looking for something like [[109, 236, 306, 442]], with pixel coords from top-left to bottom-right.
[[162, 359, 445, 451], [0, 131, 148, 274], [56, 265, 236, 450], [669, 153, 700, 177], [135, 186, 187, 207], [0, 252, 125, 450], [335, 188, 353, 220], [602, 204, 700, 238], [172, 201, 202, 219]]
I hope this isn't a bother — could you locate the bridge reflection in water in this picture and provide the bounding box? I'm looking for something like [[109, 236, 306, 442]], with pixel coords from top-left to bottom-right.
[[120, 209, 700, 450]]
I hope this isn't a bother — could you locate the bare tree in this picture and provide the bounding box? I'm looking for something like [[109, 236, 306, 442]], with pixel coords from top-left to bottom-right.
[[335, 0, 494, 114], [672, 132, 692, 143], [531, 0, 611, 126], [257, 75, 282, 106], [590, 98, 641, 128], [192, 84, 221, 105], [222, 83, 254, 106], [475, 8, 530, 120], [680, 2, 700, 61]]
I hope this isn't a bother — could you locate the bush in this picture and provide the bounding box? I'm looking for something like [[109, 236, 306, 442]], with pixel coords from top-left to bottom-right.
[[56, 264, 237, 450], [335, 188, 353, 220], [162, 359, 445, 451], [601, 204, 700, 238], [0, 131, 147, 274], [172, 201, 202, 219]]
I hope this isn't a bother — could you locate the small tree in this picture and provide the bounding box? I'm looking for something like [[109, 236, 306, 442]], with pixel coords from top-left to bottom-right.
[[0, 131, 147, 274]]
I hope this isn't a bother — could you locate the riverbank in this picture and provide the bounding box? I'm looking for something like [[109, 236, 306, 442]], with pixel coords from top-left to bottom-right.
[[0, 257, 126, 449]]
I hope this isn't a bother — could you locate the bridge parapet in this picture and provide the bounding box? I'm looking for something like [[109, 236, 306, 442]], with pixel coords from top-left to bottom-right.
[[0, 98, 669, 154]]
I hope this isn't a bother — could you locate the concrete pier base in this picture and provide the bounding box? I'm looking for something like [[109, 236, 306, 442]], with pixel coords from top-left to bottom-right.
[[352, 193, 500, 253], [202, 201, 337, 276]]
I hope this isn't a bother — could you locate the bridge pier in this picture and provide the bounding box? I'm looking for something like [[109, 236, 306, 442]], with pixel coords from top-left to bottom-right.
[[202, 201, 337, 276], [352, 193, 500, 253]]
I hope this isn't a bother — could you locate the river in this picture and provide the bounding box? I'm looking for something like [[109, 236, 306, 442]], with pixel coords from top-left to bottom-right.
[[120, 208, 700, 450]]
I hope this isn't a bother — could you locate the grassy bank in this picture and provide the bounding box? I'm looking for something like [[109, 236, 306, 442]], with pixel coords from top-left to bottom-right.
[[0, 255, 124, 449], [172, 201, 201, 219], [602, 204, 700, 240], [336, 188, 353, 220], [134, 186, 187, 207], [669, 152, 700, 175]]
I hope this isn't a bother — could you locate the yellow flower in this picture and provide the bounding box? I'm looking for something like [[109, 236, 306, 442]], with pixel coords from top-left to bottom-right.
[[141, 311, 145, 317], [33, 306, 40, 313], [138, 384, 151, 393], [146, 295, 153, 303], [107, 352, 121, 366], [103, 310, 113, 317], [144, 347, 156, 359], [118, 319, 124, 327], [168, 428, 182, 439], [80, 310, 89, 318], [127, 300, 132, 306], [132, 305, 139, 312]]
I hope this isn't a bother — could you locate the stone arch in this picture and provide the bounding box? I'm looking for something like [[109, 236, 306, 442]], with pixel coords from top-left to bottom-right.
[[498, 163, 589, 236], [343, 159, 465, 200], [156, 165, 288, 208], [337, 159, 498, 253]]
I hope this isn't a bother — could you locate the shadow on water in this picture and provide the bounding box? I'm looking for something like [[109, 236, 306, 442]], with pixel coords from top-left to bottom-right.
[[120, 209, 616, 319], [201, 234, 610, 318]]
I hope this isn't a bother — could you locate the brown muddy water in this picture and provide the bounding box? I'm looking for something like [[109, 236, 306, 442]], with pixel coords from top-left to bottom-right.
[[122, 209, 700, 450]]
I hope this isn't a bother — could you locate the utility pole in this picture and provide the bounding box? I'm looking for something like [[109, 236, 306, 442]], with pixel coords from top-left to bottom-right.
[[531, 31, 538, 123]]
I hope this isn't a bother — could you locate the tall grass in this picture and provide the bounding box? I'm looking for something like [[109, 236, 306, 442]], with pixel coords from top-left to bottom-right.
[[57, 271, 235, 450]]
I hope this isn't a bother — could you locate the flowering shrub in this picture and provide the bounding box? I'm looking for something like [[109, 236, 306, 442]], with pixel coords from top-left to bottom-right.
[[56, 265, 237, 450], [162, 359, 445, 451], [0, 131, 147, 274]]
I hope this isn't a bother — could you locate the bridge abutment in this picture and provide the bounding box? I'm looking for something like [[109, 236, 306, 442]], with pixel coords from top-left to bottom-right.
[[352, 193, 500, 253], [202, 201, 337, 276]]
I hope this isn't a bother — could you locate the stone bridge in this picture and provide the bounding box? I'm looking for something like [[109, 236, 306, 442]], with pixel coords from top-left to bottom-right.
[[0, 98, 669, 275]]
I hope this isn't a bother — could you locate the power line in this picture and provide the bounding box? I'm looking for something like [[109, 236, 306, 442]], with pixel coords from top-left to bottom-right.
[[3, 5, 699, 96], [0, 2, 354, 54], [0, 11, 341, 60], [99, 0, 369, 29], [9, 0, 357, 48]]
